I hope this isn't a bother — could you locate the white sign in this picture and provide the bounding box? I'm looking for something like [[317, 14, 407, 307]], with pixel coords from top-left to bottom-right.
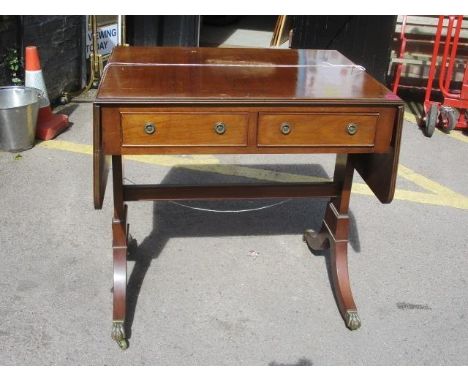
[[86, 23, 118, 58]]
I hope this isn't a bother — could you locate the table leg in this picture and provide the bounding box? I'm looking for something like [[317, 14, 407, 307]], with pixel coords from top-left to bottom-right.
[[303, 154, 361, 330], [111, 155, 129, 350]]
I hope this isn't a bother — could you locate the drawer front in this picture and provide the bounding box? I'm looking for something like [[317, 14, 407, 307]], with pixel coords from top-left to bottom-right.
[[121, 112, 249, 146], [257, 113, 379, 147]]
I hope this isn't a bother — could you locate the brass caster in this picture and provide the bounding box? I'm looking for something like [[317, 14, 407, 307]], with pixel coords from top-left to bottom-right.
[[111, 321, 128, 350], [302, 229, 313, 243], [59, 92, 71, 105], [118, 339, 129, 350], [345, 310, 361, 330]]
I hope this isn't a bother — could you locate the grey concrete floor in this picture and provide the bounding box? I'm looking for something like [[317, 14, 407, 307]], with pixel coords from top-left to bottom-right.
[[200, 15, 289, 48], [1, 95, 468, 364]]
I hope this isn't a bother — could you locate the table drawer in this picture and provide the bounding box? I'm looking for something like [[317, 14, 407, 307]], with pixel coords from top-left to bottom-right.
[[257, 113, 379, 147], [121, 112, 249, 146]]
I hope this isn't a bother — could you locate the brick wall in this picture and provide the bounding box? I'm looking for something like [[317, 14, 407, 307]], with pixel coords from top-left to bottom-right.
[[22, 15, 84, 102], [0, 16, 84, 103], [0, 16, 19, 86]]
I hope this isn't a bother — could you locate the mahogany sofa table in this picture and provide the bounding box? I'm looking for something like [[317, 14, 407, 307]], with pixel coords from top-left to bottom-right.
[[93, 46, 404, 350]]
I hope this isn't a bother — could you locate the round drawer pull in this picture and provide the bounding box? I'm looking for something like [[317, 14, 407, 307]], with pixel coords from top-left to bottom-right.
[[280, 122, 291, 135], [346, 123, 358, 135], [144, 123, 156, 135], [214, 122, 226, 135]]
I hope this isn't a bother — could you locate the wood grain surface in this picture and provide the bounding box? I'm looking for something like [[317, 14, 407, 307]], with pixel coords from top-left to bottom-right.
[[257, 112, 378, 147], [96, 46, 401, 104], [121, 112, 249, 147]]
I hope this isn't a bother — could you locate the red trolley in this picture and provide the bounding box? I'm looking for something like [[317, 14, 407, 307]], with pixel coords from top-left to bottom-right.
[[423, 15, 468, 137]]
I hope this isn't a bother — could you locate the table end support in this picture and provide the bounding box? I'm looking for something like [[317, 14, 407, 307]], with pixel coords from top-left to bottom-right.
[[111, 156, 129, 349], [304, 154, 362, 331], [304, 221, 361, 331]]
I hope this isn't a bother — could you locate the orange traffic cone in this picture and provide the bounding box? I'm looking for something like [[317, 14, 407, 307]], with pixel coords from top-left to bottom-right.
[[25, 46, 69, 140]]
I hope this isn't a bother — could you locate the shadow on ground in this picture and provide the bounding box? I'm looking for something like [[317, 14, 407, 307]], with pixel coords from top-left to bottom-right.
[[119, 163, 361, 342]]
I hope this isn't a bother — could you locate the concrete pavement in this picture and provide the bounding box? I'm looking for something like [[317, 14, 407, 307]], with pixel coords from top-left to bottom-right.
[[0, 101, 467, 365]]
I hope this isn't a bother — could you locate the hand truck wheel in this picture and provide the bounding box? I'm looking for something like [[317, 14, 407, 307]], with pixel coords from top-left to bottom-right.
[[424, 104, 438, 137], [440, 107, 459, 132]]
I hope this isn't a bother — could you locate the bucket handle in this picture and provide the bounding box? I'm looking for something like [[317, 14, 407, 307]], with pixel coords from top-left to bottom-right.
[[35, 88, 46, 100]]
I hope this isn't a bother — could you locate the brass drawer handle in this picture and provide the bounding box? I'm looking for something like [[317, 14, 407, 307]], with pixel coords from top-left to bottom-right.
[[214, 122, 226, 135], [346, 123, 358, 135], [144, 122, 156, 135], [280, 122, 291, 135]]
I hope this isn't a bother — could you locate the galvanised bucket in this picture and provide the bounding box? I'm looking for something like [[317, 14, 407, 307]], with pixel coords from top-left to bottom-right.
[[0, 86, 42, 152]]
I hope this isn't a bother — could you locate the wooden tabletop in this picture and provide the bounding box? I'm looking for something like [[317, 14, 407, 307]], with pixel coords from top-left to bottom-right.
[[96, 46, 401, 104]]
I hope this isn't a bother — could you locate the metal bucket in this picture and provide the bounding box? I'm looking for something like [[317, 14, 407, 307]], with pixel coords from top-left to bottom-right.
[[0, 86, 42, 152]]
